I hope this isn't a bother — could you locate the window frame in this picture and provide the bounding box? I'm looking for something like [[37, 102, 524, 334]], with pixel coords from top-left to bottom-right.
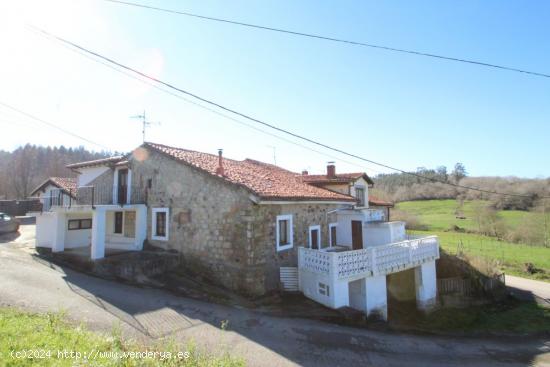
[[152, 207, 169, 241], [355, 186, 366, 207], [68, 218, 92, 231], [276, 214, 293, 252], [328, 223, 338, 247], [113, 211, 124, 235], [308, 224, 321, 250]]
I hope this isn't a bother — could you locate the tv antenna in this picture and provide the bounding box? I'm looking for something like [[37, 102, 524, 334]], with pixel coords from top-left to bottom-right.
[[267, 145, 277, 165], [131, 110, 160, 142]]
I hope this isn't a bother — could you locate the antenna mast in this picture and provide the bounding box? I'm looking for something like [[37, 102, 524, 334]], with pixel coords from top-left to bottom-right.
[[131, 110, 160, 142]]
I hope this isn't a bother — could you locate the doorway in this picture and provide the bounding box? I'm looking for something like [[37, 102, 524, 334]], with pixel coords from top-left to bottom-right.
[[351, 220, 363, 250], [117, 169, 128, 204]]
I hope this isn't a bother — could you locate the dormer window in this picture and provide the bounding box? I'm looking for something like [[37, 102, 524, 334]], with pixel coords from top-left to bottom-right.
[[355, 187, 365, 206]]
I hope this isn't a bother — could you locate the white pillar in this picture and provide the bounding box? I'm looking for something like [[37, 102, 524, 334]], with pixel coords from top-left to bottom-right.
[[415, 260, 437, 311], [365, 275, 388, 320], [91, 209, 106, 260], [331, 278, 350, 308], [134, 205, 147, 250], [52, 212, 66, 253]]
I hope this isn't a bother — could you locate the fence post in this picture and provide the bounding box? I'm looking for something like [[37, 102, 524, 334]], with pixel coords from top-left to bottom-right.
[[91, 186, 95, 209]]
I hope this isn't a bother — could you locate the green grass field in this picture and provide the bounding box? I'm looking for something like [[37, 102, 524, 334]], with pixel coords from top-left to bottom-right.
[[396, 199, 538, 232], [397, 200, 550, 281], [0, 308, 243, 367], [411, 230, 550, 281]]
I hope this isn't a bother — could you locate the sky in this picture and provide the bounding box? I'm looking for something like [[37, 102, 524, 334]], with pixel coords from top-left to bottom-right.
[[0, 0, 549, 178]]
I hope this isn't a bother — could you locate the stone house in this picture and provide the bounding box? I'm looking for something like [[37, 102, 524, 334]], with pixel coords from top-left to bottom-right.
[[32, 142, 439, 320]]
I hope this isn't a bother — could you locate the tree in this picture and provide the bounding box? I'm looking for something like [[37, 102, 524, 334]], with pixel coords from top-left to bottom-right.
[[451, 163, 467, 183], [436, 165, 448, 182]]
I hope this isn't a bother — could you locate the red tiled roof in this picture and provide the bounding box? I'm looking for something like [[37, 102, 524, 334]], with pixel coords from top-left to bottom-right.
[[66, 156, 125, 170], [30, 177, 77, 197], [143, 142, 356, 202], [300, 172, 374, 185], [368, 195, 394, 207]]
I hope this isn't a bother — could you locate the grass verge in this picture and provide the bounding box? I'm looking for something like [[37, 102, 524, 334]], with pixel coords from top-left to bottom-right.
[[0, 307, 244, 367], [411, 230, 550, 281], [415, 299, 550, 335]]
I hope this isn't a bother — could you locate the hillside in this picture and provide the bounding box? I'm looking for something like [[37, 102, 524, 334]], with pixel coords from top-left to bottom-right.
[[0, 145, 118, 200], [395, 199, 550, 281], [373, 164, 550, 211]]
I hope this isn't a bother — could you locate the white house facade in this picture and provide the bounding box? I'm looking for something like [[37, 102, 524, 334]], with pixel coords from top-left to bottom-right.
[[30, 142, 439, 320]]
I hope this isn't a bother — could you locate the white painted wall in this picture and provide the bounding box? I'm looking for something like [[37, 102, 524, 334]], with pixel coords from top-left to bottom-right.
[[36, 184, 72, 207], [78, 166, 109, 186], [335, 210, 364, 248], [364, 221, 406, 247], [35, 212, 55, 247], [299, 269, 334, 307], [65, 213, 92, 248]]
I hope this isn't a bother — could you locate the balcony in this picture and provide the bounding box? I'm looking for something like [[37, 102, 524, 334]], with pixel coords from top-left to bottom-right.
[[40, 185, 146, 210], [363, 208, 386, 222], [298, 235, 439, 281]]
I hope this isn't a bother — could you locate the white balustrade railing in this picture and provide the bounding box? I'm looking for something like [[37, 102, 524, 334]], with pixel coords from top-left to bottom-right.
[[298, 236, 439, 281], [363, 208, 386, 222], [299, 248, 331, 276]]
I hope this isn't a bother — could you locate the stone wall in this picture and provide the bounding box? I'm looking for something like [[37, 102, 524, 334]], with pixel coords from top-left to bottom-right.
[[129, 147, 344, 296], [77, 168, 115, 205], [251, 203, 339, 292]]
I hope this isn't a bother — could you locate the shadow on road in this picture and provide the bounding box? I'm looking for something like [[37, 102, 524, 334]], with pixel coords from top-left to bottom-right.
[[28, 257, 548, 367], [0, 231, 21, 243]]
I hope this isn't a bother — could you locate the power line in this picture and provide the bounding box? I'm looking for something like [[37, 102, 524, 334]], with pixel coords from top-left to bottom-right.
[[28, 26, 384, 176], [102, 0, 550, 79], [0, 101, 111, 150], [28, 25, 548, 199]]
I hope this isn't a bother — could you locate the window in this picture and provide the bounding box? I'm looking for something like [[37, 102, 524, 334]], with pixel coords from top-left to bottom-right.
[[114, 212, 123, 234], [152, 208, 169, 241], [329, 223, 338, 247], [309, 225, 321, 250], [318, 282, 330, 297], [147, 178, 152, 189], [276, 214, 293, 251], [355, 187, 365, 207], [68, 218, 92, 230]]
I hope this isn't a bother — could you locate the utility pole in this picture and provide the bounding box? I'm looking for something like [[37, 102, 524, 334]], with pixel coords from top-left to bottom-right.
[[131, 110, 160, 142]]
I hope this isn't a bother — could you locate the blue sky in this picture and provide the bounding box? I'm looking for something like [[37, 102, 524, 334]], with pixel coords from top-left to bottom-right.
[[1, 0, 549, 178]]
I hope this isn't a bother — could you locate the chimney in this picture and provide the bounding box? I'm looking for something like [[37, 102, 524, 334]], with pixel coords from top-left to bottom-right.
[[216, 149, 224, 176], [301, 169, 308, 176], [327, 162, 336, 178]]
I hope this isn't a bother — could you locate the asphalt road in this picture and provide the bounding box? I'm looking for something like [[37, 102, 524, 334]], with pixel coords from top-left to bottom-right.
[[506, 275, 550, 307], [1, 225, 549, 367]]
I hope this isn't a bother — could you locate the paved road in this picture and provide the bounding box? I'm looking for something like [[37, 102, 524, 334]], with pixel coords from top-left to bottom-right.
[[506, 275, 550, 306], [1, 225, 549, 367]]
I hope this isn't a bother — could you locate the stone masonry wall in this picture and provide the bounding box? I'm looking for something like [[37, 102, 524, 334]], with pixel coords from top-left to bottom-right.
[[77, 168, 114, 205], [130, 148, 260, 294], [129, 147, 344, 296], [250, 203, 339, 292]]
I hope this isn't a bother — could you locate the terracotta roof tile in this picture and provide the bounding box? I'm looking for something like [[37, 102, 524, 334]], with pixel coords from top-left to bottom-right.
[[66, 156, 125, 170], [300, 172, 374, 185], [368, 195, 394, 207], [143, 142, 356, 202], [30, 177, 77, 197]]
